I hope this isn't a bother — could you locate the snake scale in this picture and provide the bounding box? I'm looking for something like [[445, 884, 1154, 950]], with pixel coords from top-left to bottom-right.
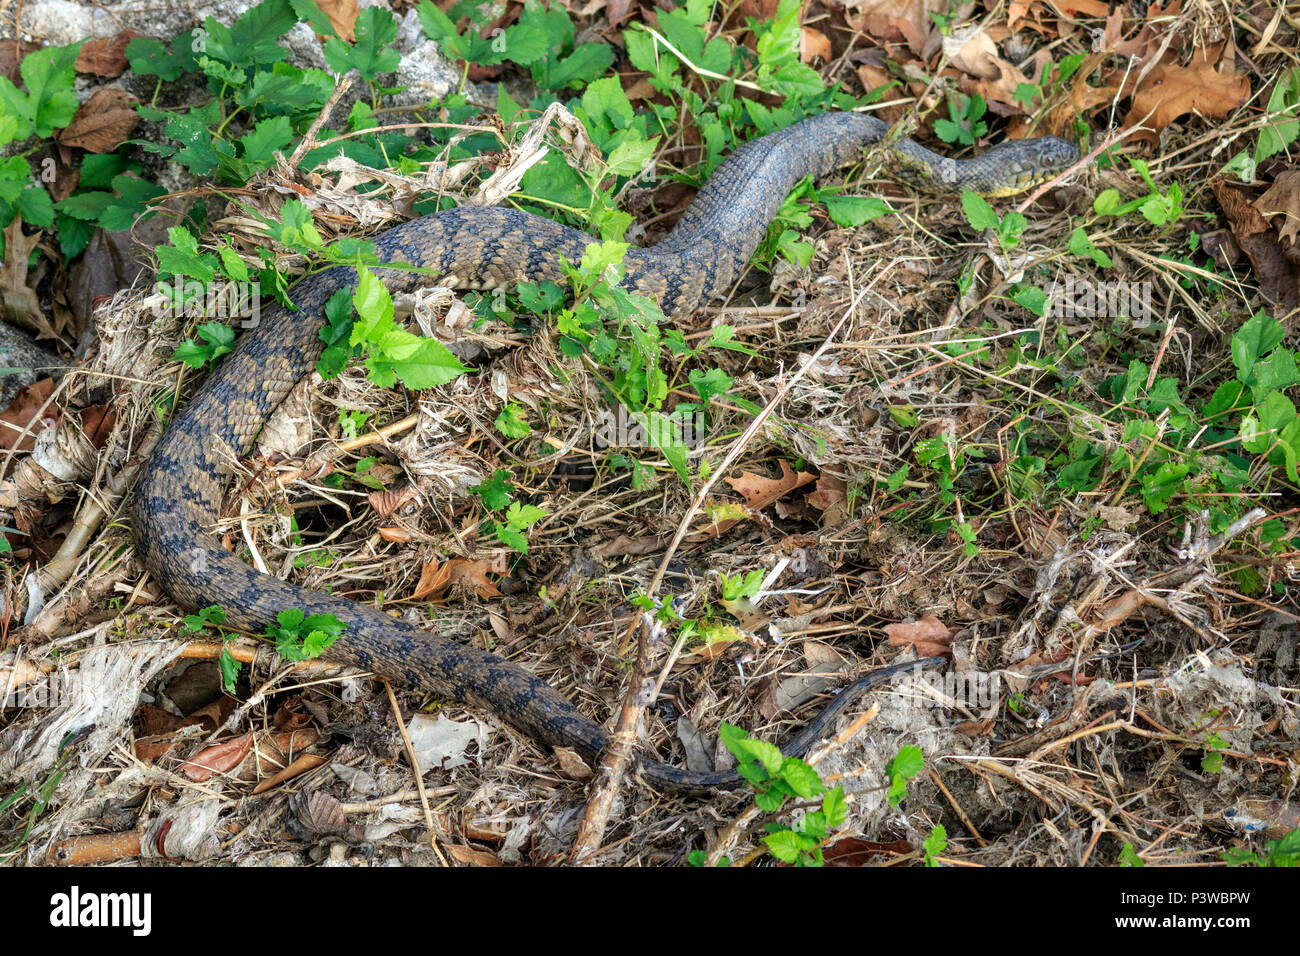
[[133, 112, 1077, 793]]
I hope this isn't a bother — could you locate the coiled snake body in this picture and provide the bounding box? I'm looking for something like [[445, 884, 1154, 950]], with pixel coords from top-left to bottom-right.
[[134, 113, 1076, 792]]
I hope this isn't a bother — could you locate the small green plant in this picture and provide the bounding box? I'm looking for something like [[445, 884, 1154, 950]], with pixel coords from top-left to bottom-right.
[[719, 569, 765, 602], [1119, 842, 1145, 867], [885, 744, 925, 807], [687, 849, 731, 866], [923, 824, 947, 866], [337, 410, 371, 440], [265, 608, 345, 663], [322, 455, 386, 491], [495, 403, 532, 439], [1093, 157, 1186, 229], [1222, 828, 1300, 867], [719, 723, 847, 867], [172, 321, 235, 370], [961, 189, 1026, 256], [1222, 65, 1300, 180], [0, 729, 84, 861], [934, 93, 988, 147], [914, 434, 978, 557], [1013, 53, 1086, 113], [471, 468, 549, 554], [180, 604, 245, 691], [1199, 729, 1229, 774]]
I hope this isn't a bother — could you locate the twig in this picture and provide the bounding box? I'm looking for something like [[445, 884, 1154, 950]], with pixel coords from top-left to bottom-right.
[[27, 424, 164, 618], [382, 677, 444, 863]]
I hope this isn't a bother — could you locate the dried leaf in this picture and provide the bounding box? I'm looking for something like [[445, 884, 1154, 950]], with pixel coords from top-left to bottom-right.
[[0, 40, 41, 84], [2, 221, 47, 335], [55, 88, 140, 153], [1255, 170, 1300, 245], [553, 746, 593, 780], [1213, 177, 1300, 313], [883, 614, 953, 658], [0, 379, 56, 453], [369, 483, 418, 519], [443, 558, 502, 599], [841, 0, 950, 55], [182, 733, 253, 782], [75, 30, 143, 77], [1119, 48, 1249, 143], [805, 473, 847, 525], [410, 559, 454, 600], [316, 0, 359, 41], [446, 844, 503, 866], [725, 460, 816, 510], [289, 790, 348, 838], [800, 26, 831, 63], [406, 713, 488, 770], [823, 837, 913, 866]]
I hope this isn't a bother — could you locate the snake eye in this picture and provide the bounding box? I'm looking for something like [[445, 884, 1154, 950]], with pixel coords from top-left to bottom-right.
[[1042, 155, 1056, 166]]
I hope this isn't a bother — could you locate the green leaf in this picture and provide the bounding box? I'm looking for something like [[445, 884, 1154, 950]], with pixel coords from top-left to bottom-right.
[[172, 322, 236, 369], [763, 829, 805, 863], [55, 190, 115, 222], [16, 185, 54, 228], [822, 786, 846, 829], [605, 136, 659, 178], [504, 500, 548, 530], [239, 116, 295, 163], [20, 42, 82, 138], [473, 469, 514, 510], [1231, 311, 1285, 382], [1067, 227, 1113, 267], [888, 744, 924, 779], [98, 174, 165, 231], [1256, 67, 1300, 163], [288, 0, 340, 38], [822, 195, 892, 227], [155, 226, 218, 282], [202, 0, 296, 68], [540, 43, 614, 90], [126, 33, 201, 81], [960, 190, 998, 231], [777, 757, 825, 799], [218, 645, 243, 693], [495, 402, 532, 439], [324, 5, 401, 80], [688, 367, 732, 405], [1011, 284, 1047, 317], [741, 738, 784, 775]]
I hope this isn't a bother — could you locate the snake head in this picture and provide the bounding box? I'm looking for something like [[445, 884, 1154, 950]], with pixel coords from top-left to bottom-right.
[[975, 135, 1080, 197]]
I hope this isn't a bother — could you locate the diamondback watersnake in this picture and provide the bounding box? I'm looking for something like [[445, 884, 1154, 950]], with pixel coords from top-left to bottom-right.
[[133, 112, 1077, 793]]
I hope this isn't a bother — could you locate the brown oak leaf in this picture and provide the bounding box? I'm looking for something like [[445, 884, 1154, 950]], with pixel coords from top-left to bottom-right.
[[724, 459, 816, 511], [1118, 47, 1249, 143]]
